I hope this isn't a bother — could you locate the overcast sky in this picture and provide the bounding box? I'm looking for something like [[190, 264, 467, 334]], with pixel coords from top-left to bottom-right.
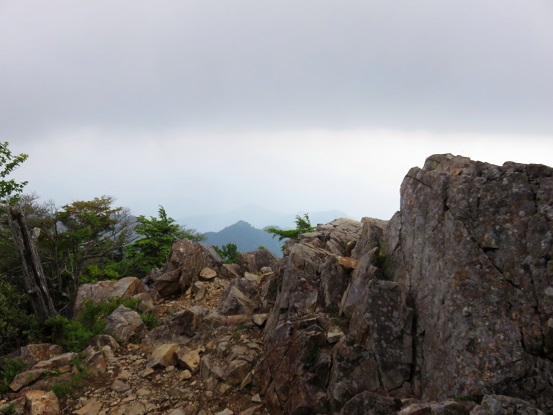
[[2, 1, 553, 230]]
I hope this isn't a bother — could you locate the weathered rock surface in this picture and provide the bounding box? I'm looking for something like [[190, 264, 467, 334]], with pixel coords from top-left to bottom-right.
[[385, 154, 553, 411], [23, 390, 60, 415], [238, 249, 278, 274], [152, 239, 223, 297], [256, 155, 553, 414], [218, 278, 260, 315], [105, 305, 146, 342], [476, 394, 545, 415], [74, 276, 147, 314]]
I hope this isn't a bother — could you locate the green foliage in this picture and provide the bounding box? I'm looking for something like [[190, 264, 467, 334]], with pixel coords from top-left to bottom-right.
[[79, 264, 119, 284], [42, 315, 95, 353], [42, 297, 141, 352], [0, 276, 36, 356], [126, 206, 204, 276], [0, 402, 15, 415], [54, 196, 135, 279], [213, 243, 239, 264], [140, 312, 160, 330], [0, 141, 28, 205], [0, 358, 27, 393], [266, 214, 315, 242], [48, 358, 90, 399]]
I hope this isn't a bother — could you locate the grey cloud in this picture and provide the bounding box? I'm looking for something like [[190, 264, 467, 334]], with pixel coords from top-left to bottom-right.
[[1, 0, 553, 140]]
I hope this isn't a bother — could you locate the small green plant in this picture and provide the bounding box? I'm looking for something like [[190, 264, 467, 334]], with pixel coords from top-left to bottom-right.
[[42, 297, 143, 352], [140, 312, 159, 330], [48, 356, 90, 399], [0, 402, 16, 415], [0, 357, 27, 393]]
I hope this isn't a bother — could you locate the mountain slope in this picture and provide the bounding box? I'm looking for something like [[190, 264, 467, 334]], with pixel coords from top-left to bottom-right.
[[203, 220, 283, 257]]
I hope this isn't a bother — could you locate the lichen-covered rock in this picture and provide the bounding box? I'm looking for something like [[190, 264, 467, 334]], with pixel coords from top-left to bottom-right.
[[349, 279, 413, 391], [384, 154, 553, 411], [105, 305, 146, 342], [17, 344, 63, 369]]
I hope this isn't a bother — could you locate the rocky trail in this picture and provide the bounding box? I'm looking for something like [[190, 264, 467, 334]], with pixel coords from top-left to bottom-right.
[[2, 154, 553, 415], [1, 268, 273, 415]]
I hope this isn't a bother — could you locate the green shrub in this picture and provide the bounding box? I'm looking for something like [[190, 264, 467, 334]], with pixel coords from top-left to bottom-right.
[[41, 297, 147, 352], [0, 402, 16, 415], [42, 315, 95, 353], [140, 312, 159, 330], [0, 358, 27, 393], [0, 276, 36, 356]]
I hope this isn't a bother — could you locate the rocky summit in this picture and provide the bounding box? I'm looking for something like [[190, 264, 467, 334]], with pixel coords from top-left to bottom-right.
[[1, 153, 552, 415]]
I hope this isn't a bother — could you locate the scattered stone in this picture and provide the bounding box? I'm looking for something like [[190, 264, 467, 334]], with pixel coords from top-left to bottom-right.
[[199, 267, 217, 281], [73, 399, 102, 415], [219, 264, 242, 279], [192, 281, 207, 300], [141, 367, 155, 378], [147, 343, 178, 368], [176, 348, 201, 373], [326, 327, 344, 344], [179, 370, 192, 380], [224, 360, 251, 386], [84, 350, 107, 375], [111, 379, 131, 393], [24, 390, 60, 415], [243, 272, 259, 283], [252, 314, 268, 326], [89, 334, 120, 351], [251, 394, 262, 403], [217, 383, 232, 394], [214, 409, 233, 415]]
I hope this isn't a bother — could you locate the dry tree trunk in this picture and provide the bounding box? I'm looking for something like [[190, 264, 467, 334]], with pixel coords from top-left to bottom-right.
[[5, 205, 57, 322]]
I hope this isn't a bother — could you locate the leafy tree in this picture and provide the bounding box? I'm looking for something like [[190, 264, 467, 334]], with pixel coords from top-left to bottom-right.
[[213, 243, 239, 264], [0, 141, 28, 204], [0, 142, 57, 322], [266, 214, 315, 242], [126, 206, 204, 276], [43, 196, 136, 313], [54, 196, 135, 278]]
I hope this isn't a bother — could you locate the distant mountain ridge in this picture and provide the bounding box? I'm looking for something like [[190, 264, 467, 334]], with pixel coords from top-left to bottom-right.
[[203, 220, 283, 257], [179, 206, 352, 233]]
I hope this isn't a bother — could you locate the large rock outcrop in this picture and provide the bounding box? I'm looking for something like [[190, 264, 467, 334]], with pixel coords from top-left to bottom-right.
[[257, 154, 553, 414], [384, 154, 553, 410], [151, 239, 223, 297]]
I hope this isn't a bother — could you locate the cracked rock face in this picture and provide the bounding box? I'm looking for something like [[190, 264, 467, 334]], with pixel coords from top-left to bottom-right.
[[385, 154, 553, 411]]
